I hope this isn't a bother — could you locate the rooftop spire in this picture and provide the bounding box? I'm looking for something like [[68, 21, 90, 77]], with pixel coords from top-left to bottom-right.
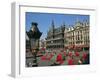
[[51, 20, 55, 29], [62, 21, 65, 27]]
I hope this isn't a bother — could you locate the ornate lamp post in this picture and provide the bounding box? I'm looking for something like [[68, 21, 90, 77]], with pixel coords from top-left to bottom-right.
[[27, 22, 42, 67]]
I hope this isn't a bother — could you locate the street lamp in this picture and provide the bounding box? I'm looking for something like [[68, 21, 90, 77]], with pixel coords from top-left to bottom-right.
[[27, 22, 42, 67]]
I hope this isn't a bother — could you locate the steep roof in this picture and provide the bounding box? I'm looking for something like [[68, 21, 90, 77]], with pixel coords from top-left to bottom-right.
[[26, 33, 29, 41]]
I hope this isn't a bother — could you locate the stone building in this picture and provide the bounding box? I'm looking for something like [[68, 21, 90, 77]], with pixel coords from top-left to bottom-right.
[[64, 20, 89, 51], [46, 21, 65, 50], [39, 39, 46, 49]]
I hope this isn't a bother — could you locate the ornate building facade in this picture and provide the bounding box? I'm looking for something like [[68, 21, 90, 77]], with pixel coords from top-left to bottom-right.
[[46, 21, 65, 50], [39, 39, 46, 49], [64, 20, 89, 51]]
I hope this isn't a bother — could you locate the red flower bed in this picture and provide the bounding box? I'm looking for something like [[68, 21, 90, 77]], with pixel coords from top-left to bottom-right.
[[82, 53, 87, 59], [41, 53, 54, 61], [68, 59, 74, 65], [56, 54, 64, 64], [68, 52, 72, 57], [56, 54, 62, 62], [46, 54, 54, 61], [63, 52, 66, 56], [41, 47, 45, 51], [75, 52, 79, 57], [41, 55, 46, 60]]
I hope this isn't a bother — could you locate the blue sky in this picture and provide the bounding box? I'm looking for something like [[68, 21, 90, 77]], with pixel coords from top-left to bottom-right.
[[26, 12, 89, 39]]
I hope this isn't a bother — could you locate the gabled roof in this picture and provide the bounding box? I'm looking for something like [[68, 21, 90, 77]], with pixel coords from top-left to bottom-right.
[[26, 33, 29, 41]]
